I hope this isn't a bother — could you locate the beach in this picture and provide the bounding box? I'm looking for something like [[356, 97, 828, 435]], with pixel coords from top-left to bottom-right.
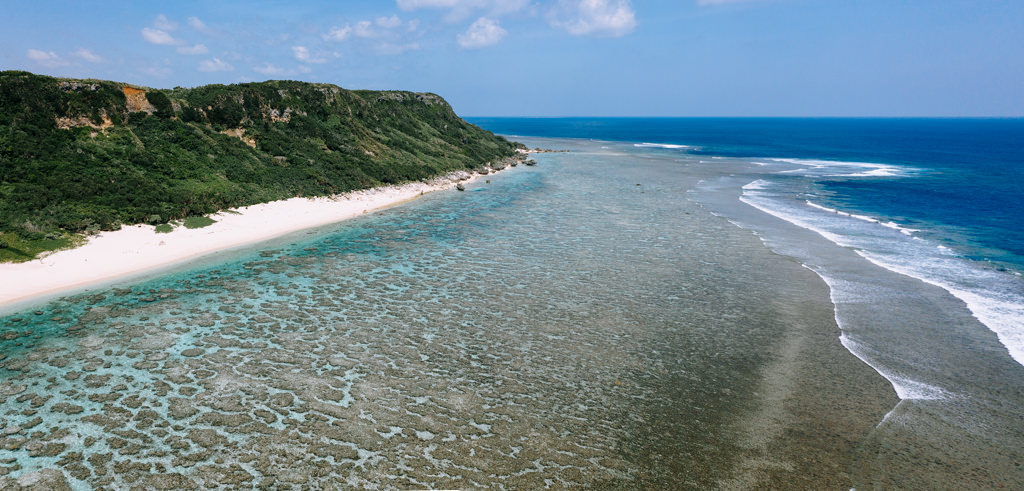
[[0, 168, 504, 314]]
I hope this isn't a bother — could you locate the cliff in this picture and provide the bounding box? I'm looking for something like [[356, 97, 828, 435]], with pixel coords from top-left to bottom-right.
[[0, 71, 519, 260]]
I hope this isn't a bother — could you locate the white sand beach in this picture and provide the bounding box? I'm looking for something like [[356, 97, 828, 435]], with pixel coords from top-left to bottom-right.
[[0, 169, 503, 311]]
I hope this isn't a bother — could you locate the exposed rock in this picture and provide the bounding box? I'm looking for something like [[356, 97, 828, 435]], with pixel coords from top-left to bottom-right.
[[0, 383, 26, 401], [188, 428, 229, 448], [28, 442, 66, 457], [269, 107, 293, 123], [58, 81, 99, 92], [14, 468, 70, 490], [220, 128, 257, 148], [55, 114, 113, 131], [168, 398, 199, 419], [139, 472, 197, 490], [122, 86, 156, 114]]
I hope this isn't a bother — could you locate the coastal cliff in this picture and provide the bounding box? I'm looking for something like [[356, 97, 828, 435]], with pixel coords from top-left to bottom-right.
[[0, 71, 519, 260]]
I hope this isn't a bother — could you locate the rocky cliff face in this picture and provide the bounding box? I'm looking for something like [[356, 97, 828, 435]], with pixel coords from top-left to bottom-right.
[[121, 86, 156, 114]]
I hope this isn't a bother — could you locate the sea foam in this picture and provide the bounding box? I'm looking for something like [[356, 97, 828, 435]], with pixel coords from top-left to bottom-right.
[[771, 157, 914, 178], [742, 181, 1024, 369], [634, 142, 690, 149]]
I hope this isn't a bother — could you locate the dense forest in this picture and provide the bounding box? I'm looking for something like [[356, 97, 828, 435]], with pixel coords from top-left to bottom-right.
[[0, 71, 519, 260]]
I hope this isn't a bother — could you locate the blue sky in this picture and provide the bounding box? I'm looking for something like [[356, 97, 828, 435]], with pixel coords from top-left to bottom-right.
[[3, 0, 1023, 117]]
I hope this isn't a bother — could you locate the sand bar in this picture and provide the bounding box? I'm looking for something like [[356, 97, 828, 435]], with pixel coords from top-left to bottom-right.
[[0, 169, 498, 312]]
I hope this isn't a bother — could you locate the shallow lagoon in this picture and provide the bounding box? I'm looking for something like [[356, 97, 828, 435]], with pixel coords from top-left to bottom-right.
[[4, 137, 1011, 488]]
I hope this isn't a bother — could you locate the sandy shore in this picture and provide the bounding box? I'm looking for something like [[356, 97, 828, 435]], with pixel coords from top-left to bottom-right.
[[0, 168, 504, 312]]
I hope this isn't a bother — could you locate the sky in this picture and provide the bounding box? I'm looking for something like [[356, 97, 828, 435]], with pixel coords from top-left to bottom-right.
[[3, 0, 1023, 117]]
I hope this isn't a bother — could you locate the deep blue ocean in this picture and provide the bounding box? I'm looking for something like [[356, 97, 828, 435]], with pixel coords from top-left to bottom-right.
[[469, 118, 1024, 271]]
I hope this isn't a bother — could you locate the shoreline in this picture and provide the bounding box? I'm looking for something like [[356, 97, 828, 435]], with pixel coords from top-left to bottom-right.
[[0, 165, 517, 314]]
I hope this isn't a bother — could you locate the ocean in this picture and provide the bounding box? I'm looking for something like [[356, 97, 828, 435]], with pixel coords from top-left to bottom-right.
[[0, 117, 1021, 488], [473, 118, 1024, 361], [471, 118, 1024, 270], [470, 117, 1024, 487]]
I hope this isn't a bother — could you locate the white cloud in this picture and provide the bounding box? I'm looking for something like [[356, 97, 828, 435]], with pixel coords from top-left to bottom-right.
[[154, 14, 178, 31], [176, 44, 209, 55], [253, 63, 286, 75], [26, 49, 67, 67], [141, 27, 181, 45], [323, 24, 352, 41], [73, 48, 104, 63], [347, 15, 411, 39], [550, 0, 636, 37], [198, 57, 234, 72], [297, 65, 312, 74], [188, 16, 216, 35], [397, 0, 526, 11], [292, 46, 327, 63], [397, 0, 529, 22], [376, 15, 403, 28], [292, 45, 311, 60], [354, 20, 377, 38], [457, 17, 507, 48]]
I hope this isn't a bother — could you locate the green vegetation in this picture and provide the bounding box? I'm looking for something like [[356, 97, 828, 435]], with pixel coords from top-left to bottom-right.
[[183, 216, 216, 229], [0, 71, 519, 261], [0, 231, 83, 263], [153, 223, 174, 234]]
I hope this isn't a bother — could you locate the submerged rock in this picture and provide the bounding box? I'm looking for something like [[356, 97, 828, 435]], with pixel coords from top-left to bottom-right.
[[12, 468, 70, 490]]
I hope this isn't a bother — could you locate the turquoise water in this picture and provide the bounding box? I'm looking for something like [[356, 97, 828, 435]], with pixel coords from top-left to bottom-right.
[[1, 131, 1021, 488], [1, 144, 837, 487]]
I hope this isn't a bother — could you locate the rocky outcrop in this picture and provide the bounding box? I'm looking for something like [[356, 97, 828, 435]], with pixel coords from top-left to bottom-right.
[[122, 86, 156, 114], [0, 468, 71, 490], [55, 114, 113, 131], [220, 128, 257, 148], [269, 107, 293, 123], [374, 91, 445, 106]]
